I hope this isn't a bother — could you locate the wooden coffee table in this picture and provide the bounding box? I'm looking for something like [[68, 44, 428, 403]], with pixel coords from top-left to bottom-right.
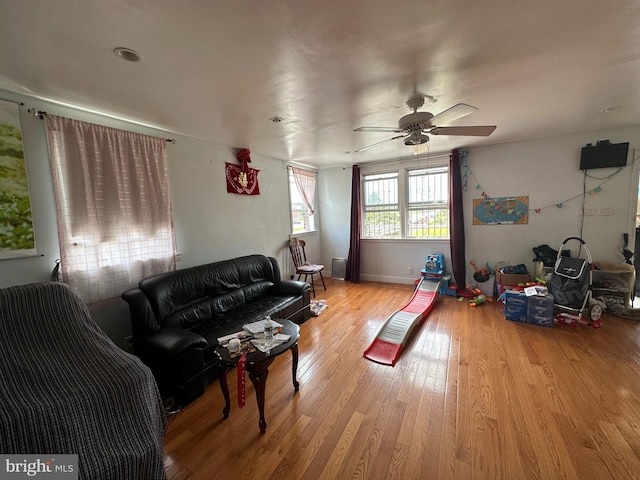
[[215, 319, 300, 433]]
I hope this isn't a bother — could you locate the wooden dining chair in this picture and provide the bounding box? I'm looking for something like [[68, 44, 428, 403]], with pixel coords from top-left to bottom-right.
[[289, 237, 326, 297]]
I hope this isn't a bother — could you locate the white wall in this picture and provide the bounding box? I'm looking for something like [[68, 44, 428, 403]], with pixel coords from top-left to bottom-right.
[[167, 135, 293, 270], [317, 166, 352, 271]]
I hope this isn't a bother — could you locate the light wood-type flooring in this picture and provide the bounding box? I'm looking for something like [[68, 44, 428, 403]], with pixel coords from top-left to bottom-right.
[[164, 279, 640, 479]]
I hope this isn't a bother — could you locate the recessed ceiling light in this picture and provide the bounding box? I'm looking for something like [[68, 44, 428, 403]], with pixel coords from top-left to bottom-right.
[[113, 47, 142, 62], [600, 106, 620, 114], [269, 116, 283, 123]]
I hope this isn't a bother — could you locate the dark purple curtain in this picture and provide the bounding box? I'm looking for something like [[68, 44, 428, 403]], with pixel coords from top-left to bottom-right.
[[345, 164, 361, 283], [449, 149, 465, 289]]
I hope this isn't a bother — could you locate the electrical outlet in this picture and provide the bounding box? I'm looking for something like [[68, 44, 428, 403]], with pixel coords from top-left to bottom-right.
[[408, 267, 414, 275], [599, 207, 612, 216], [577, 207, 594, 216]]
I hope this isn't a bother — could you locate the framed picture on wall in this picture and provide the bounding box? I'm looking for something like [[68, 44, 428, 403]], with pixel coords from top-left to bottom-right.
[[0, 99, 37, 259], [473, 196, 529, 225]]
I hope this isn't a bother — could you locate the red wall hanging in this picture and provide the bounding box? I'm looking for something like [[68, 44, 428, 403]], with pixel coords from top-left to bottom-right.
[[225, 148, 260, 195]]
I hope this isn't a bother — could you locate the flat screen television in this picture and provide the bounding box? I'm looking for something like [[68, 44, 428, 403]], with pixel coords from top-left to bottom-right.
[[579, 141, 629, 170]]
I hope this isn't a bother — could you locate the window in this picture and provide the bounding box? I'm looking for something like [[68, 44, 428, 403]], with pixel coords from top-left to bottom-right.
[[406, 166, 448, 238], [363, 172, 399, 238], [289, 167, 316, 233], [362, 161, 449, 239]]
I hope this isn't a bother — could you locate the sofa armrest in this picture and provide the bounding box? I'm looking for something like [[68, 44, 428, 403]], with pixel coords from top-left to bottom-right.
[[137, 328, 207, 359], [122, 287, 159, 337], [134, 328, 211, 402], [273, 279, 311, 296]]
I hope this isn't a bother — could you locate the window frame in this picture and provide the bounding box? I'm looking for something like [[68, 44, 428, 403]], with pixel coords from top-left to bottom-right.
[[361, 157, 450, 241], [288, 166, 317, 234]]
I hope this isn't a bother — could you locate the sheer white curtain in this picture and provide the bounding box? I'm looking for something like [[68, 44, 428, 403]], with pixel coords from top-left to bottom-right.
[[46, 115, 176, 307], [291, 167, 316, 214]]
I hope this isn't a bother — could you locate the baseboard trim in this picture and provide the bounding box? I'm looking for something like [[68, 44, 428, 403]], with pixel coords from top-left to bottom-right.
[[359, 274, 416, 285]]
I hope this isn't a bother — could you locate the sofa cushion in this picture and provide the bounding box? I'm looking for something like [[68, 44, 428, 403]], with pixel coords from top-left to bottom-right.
[[211, 289, 245, 315], [235, 255, 276, 284], [242, 280, 274, 302], [163, 300, 211, 330], [139, 268, 207, 324]]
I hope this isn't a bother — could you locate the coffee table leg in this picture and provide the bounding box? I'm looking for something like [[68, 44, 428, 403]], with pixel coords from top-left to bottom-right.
[[248, 367, 269, 433], [291, 343, 299, 392], [217, 364, 231, 418]]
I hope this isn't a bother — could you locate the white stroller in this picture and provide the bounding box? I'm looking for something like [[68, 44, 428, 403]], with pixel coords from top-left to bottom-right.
[[549, 237, 603, 327]]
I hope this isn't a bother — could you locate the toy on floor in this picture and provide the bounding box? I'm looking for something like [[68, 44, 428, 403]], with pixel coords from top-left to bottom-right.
[[422, 253, 445, 278], [469, 288, 494, 307], [497, 279, 548, 303], [470, 261, 492, 282], [470, 292, 487, 307], [363, 277, 441, 366]]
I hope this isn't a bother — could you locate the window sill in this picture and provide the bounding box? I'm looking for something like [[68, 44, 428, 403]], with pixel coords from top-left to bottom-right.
[[290, 230, 318, 238], [361, 238, 449, 244]]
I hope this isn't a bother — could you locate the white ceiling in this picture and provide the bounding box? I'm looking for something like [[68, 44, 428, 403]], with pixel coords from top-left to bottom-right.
[[1, 1, 639, 168]]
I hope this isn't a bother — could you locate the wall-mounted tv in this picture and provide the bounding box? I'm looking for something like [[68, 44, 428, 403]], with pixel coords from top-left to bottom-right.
[[580, 140, 629, 170]]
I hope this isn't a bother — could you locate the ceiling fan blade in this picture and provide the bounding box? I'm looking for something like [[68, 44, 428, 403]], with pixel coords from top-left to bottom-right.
[[353, 135, 405, 153], [354, 126, 404, 133], [429, 125, 496, 136], [428, 103, 478, 126]]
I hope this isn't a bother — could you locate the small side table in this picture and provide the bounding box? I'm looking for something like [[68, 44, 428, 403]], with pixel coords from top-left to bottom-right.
[[215, 319, 300, 433]]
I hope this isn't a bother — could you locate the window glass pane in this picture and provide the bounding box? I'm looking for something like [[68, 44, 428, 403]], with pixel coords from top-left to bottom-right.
[[408, 166, 448, 205], [289, 170, 314, 233], [406, 208, 449, 238], [364, 172, 398, 206], [363, 172, 399, 238], [364, 211, 401, 238]]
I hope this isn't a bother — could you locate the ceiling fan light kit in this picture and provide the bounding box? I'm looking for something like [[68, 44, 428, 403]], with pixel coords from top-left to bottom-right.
[[404, 132, 429, 146], [353, 95, 496, 153]]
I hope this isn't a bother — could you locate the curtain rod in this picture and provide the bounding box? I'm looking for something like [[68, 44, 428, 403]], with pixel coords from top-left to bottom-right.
[[287, 163, 318, 172], [26, 108, 176, 143]]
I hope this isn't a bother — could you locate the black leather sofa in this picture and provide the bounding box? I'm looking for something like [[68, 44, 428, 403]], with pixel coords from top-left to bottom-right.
[[122, 254, 311, 406]]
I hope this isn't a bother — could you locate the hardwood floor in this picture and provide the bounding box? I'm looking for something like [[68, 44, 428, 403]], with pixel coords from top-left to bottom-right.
[[163, 279, 640, 479]]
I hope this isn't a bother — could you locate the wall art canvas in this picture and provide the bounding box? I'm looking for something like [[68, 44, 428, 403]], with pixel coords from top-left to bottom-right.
[[473, 196, 529, 225], [0, 100, 36, 259]]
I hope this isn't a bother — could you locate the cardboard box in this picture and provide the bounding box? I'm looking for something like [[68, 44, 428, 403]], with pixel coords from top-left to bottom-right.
[[496, 270, 530, 287], [504, 290, 528, 323]]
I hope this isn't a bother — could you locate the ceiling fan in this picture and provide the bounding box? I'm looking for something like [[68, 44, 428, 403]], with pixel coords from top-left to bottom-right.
[[353, 96, 496, 153]]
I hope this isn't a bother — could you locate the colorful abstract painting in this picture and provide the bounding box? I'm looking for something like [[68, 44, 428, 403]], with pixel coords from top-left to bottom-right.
[[473, 196, 529, 225], [0, 100, 36, 258]]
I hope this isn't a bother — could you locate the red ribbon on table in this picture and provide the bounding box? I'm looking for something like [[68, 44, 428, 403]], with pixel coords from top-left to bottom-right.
[[237, 352, 246, 408]]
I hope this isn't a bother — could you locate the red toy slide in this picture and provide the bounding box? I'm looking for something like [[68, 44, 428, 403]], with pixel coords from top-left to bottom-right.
[[363, 277, 440, 366]]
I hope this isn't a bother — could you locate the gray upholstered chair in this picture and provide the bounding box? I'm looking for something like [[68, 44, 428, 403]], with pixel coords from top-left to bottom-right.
[[0, 282, 167, 480]]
